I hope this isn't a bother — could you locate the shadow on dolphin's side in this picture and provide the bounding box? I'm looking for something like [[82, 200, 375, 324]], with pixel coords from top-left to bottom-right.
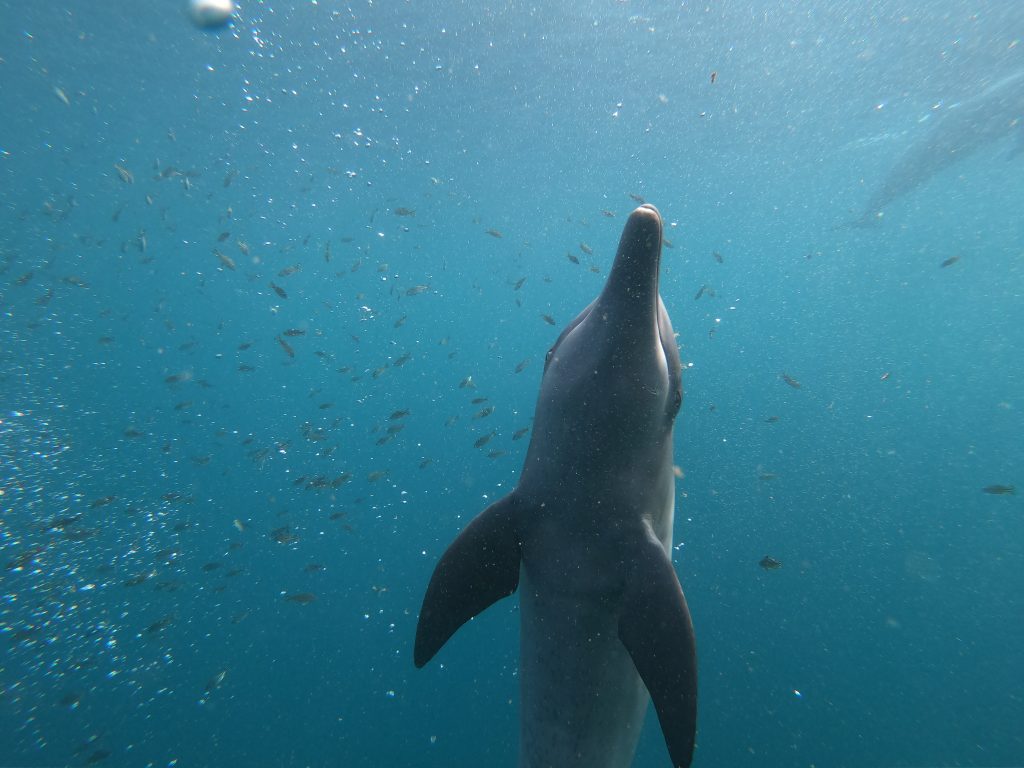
[[415, 205, 697, 768], [848, 70, 1024, 228]]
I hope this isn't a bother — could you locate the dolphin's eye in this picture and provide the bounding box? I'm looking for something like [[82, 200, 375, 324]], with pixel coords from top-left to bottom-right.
[[543, 347, 555, 370], [670, 387, 682, 416]]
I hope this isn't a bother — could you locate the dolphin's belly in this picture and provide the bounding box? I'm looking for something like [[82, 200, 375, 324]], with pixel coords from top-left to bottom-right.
[[518, 567, 649, 768]]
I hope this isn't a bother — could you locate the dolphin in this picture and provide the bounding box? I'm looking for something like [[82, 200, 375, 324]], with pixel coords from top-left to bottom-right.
[[852, 70, 1024, 227], [415, 204, 697, 768]]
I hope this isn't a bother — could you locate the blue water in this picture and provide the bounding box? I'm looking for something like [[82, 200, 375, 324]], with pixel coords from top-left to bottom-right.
[[2, 1, 1023, 766]]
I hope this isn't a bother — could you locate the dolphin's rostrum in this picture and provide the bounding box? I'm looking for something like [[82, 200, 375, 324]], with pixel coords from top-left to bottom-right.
[[415, 205, 697, 768]]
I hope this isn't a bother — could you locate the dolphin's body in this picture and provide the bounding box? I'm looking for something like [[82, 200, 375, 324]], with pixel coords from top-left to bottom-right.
[[415, 205, 697, 768], [853, 70, 1024, 226]]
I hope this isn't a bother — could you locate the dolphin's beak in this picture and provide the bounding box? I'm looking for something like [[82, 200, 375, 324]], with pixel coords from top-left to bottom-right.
[[597, 204, 663, 325]]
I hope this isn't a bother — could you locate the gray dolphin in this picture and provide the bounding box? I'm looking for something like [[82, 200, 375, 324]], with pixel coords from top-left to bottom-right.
[[415, 205, 697, 768], [852, 70, 1024, 227]]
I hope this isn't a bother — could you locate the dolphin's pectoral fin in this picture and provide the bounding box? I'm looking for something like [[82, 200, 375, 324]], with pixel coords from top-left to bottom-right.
[[619, 538, 697, 768], [414, 493, 523, 668]]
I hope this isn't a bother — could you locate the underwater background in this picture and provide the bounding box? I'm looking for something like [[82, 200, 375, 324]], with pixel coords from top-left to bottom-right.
[[1, 1, 1022, 766]]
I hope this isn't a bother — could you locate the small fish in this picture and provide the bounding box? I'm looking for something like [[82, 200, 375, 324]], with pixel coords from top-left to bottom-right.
[[62, 274, 88, 290], [90, 495, 117, 508], [880, 371, 891, 381], [272, 526, 298, 545], [84, 749, 111, 765], [601, 210, 616, 218], [541, 314, 556, 326], [474, 431, 496, 449], [567, 252, 580, 265], [47, 514, 82, 531], [759, 555, 782, 570], [485, 229, 503, 238], [394, 314, 407, 328], [323, 241, 332, 262], [710, 71, 717, 84], [764, 416, 779, 423], [146, 615, 175, 633], [217, 231, 231, 242], [205, 669, 227, 694], [114, 163, 134, 184], [276, 336, 295, 358], [513, 276, 527, 290], [282, 328, 306, 337], [781, 372, 801, 389], [459, 376, 475, 389], [940, 256, 960, 268], [54, 86, 70, 105], [368, 470, 389, 482], [124, 572, 152, 587], [390, 409, 410, 420], [393, 351, 412, 367], [694, 285, 707, 301], [223, 169, 238, 187], [238, 364, 255, 372], [405, 284, 430, 297], [471, 397, 488, 404], [394, 207, 416, 217], [270, 282, 287, 299], [277, 264, 300, 278], [512, 427, 530, 441], [713, 251, 723, 263], [629, 193, 645, 203], [515, 359, 530, 373], [214, 249, 236, 271], [473, 406, 495, 419], [237, 240, 250, 256], [982, 485, 1015, 495], [579, 243, 593, 256]]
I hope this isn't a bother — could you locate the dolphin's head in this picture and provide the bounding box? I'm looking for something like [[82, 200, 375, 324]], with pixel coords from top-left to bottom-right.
[[521, 205, 682, 489]]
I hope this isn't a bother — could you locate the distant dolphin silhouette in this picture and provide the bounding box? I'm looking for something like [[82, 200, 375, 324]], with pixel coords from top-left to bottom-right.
[[852, 70, 1024, 227], [415, 205, 697, 768]]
